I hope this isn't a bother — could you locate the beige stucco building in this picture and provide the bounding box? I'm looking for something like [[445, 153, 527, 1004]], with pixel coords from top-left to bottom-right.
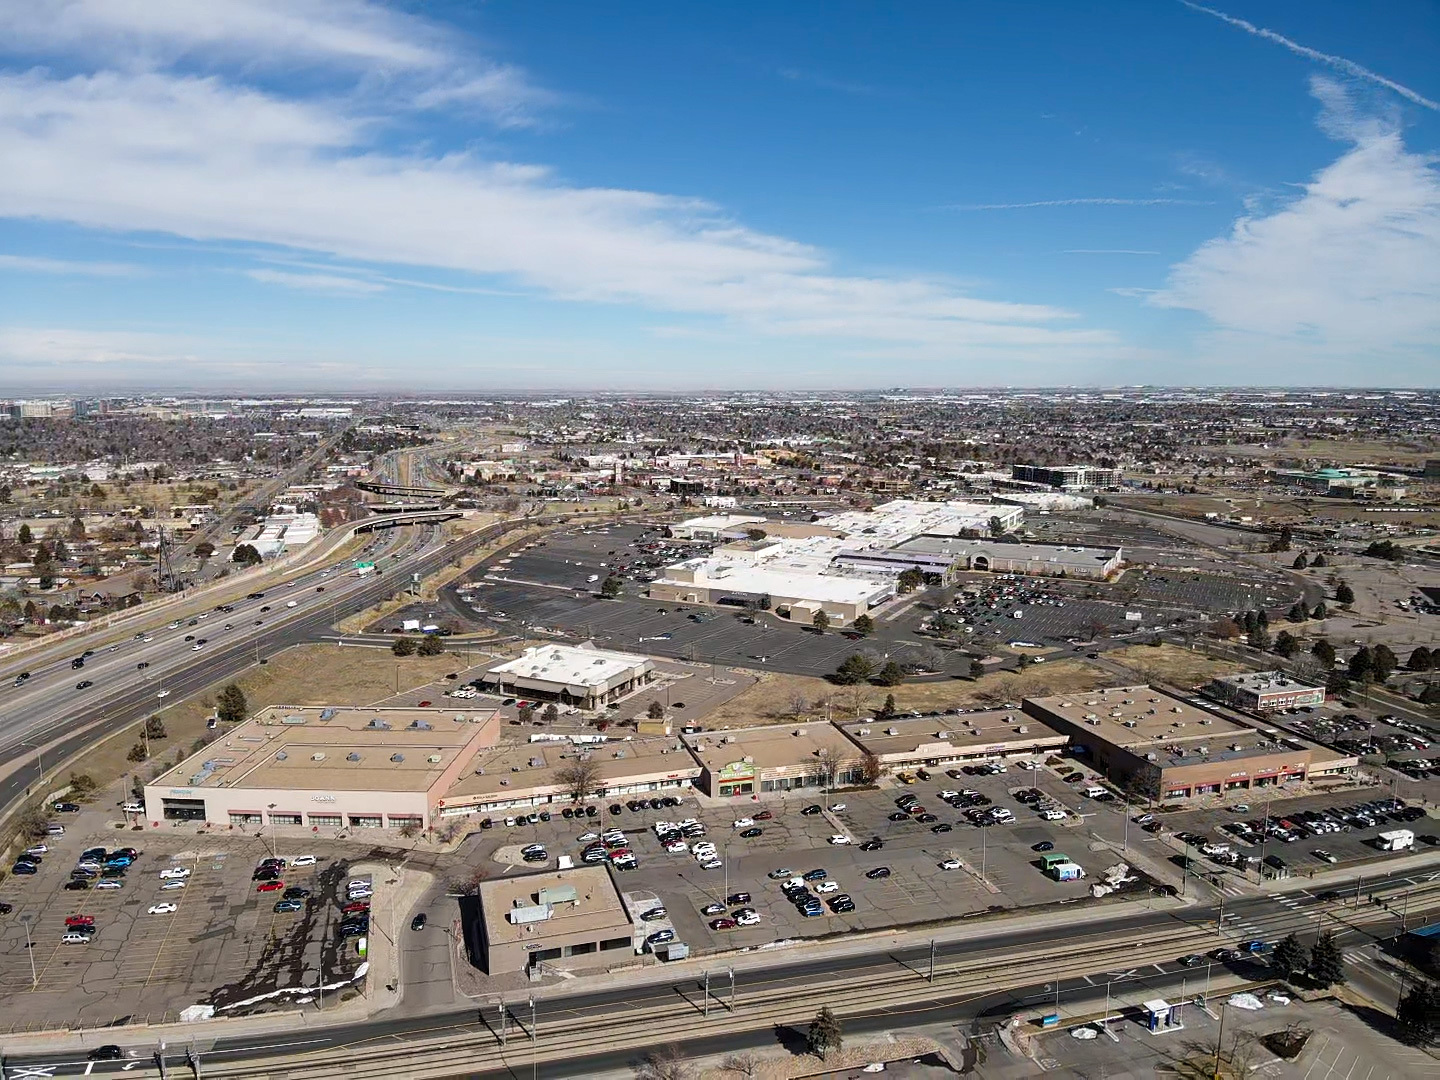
[[474, 867, 636, 975], [143, 706, 500, 830], [682, 722, 867, 797], [837, 710, 1069, 772]]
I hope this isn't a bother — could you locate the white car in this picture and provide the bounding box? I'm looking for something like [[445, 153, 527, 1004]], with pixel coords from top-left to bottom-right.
[[1040, 810, 1066, 821], [95, 880, 123, 890], [830, 803, 846, 812], [160, 880, 185, 891], [191, 644, 203, 651], [828, 835, 852, 845], [939, 859, 962, 871], [664, 841, 689, 854], [148, 903, 178, 915], [142, 635, 153, 642], [159, 867, 190, 880], [732, 817, 755, 829], [577, 831, 599, 842], [156, 690, 171, 699], [286, 600, 298, 607], [814, 880, 840, 894], [939, 790, 959, 799], [736, 912, 761, 926], [289, 855, 317, 867], [700, 858, 723, 870]]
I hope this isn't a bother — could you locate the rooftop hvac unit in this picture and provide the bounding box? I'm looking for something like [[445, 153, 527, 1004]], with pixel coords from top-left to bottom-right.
[[1172, 721, 1186, 728], [1122, 720, 1138, 728], [1146, 752, 1158, 761], [281, 715, 307, 725], [1123, 699, 1134, 705], [1171, 706, 1184, 713], [319, 708, 336, 720], [367, 719, 392, 730], [1017, 725, 1028, 734], [275, 751, 288, 761], [408, 720, 433, 730], [1084, 714, 1098, 721], [886, 727, 899, 736], [857, 727, 870, 735], [346, 752, 361, 762], [390, 753, 405, 763], [427, 754, 442, 763], [1199, 718, 1212, 725], [794, 728, 807, 736], [1086, 718, 1101, 726], [936, 731, 951, 739], [311, 752, 326, 761], [1197, 746, 1208, 754]]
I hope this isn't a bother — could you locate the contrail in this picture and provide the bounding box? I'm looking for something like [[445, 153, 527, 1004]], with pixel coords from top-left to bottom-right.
[[1181, 1, 1439, 112], [956, 198, 1210, 210]]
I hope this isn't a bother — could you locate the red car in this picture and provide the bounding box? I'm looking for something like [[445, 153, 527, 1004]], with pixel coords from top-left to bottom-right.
[[342, 902, 370, 914], [65, 915, 95, 928], [417, 700, 432, 708], [709, 917, 738, 931], [256, 881, 285, 892], [907, 805, 926, 815], [607, 848, 633, 861], [754, 810, 773, 821]]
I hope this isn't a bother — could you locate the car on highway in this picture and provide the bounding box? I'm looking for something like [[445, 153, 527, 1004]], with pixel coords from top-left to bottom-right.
[[136, 661, 150, 670], [148, 903, 178, 915], [75, 680, 94, 690]]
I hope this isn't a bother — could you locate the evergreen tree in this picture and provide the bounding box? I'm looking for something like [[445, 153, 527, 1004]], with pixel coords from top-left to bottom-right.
[[1271, 933, 1308, 980], [1249, 626, 1270, 651], [1273, 630, 1297, 658], [391, 636, 417, 657], [1243, 610, 1259, 635], [1310, 601, 1327, 620], [599, 574, 622, 598], [807, 1006, 843, 1061], [1307, 931, 1346, 988], [969, 658, 986, 679], [17, 523, 32, 545], [1406, 646, 1433, 672], [1310, 553, 1327, 567], [1287, 600, 1308, 622], [416, 634, 444, 656], [1348, 647, 1374, 683], [1395, 980, 1440, 1047], [832, 653, 874, 685], [1371, 644, 1397, 681], [1292, 553, 1308, 569], [216, 683, 248, 724], [1257, 608, 1269, 628], [878, 693, 897, 719], [811, 609, 830, 631], [852, 614, 875, 636], [1334, 581, 1355, 606]]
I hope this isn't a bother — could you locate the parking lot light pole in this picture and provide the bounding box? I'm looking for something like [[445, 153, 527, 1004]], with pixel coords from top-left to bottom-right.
[[728, 967, 735, 1011], [703, 970, 710, 1017], [528, 997, 537, 1080], [19, 915, 36, 990]]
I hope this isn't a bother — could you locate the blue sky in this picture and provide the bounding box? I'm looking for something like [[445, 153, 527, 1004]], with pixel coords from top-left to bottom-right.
[[0, 0, 1437, 390]]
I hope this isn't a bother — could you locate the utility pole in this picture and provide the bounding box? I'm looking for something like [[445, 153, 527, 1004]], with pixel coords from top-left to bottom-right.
[[19, 916, 36, 990], [499, 1000, 507, 1048], [703, 970, 711, 1017], [928, 938, 936, 983], [1216, 894, 1225, 935], [1210, 1002, 1227, 1080], [529, 997, 537, 1080], [728, 967, 735, 1011]]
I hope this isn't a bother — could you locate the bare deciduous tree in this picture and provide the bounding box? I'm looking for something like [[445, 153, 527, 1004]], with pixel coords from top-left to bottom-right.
[[555, 757, 602, 802], [720, 1052, 760, 1078], [634, 1044, 694, 1080]]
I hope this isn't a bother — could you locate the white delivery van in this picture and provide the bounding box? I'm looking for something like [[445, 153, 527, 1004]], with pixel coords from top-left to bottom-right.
[[1376, 829, 1414, 852]]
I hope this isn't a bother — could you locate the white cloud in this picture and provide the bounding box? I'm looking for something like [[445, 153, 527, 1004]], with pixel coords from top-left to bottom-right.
[[0, 0, 446, 71], [0, 253, 142, 275], [1150, 78, 1440, 362], [954, 198, 1212, 210], [0, 61, 1112, 357], [246, 268, 386, 295]]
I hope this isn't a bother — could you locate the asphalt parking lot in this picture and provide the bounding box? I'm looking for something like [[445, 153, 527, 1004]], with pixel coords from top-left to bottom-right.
[[1158, 789, 1436, 880], [464, 762, 1140, 959], [0, 823, 370, 1026]]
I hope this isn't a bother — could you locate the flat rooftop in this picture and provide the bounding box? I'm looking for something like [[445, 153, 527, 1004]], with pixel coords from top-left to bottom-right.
[[486, 644, 651, 689], [674, 513, 767, 531], [819, 499, 1009, 543], [1024, 687, 1306, 768], [1210, 671, 1324, 694], [890, 535, 1120, 570], [657, 558, 890, 605], [446, 735, 700, 801], [840, 710, 1069, 758], [479, 866, 631, 948], [683, 722, 861, 773], [151, 706, 498, 794]]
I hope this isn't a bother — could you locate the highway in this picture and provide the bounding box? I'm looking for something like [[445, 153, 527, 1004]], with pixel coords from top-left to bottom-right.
[[0, 511, 543, 818], [5, 871, 1436, 1077]]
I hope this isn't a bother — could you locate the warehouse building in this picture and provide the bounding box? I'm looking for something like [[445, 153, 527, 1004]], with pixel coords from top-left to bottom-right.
[[1022, 686, 1353, 800], [649, 557, 892, 626], [143, 706, 501, 829], [1202, 672, 1326, 712], [835, 536, 1122, 582], [480, 644, 655, 710], [667, 514, 768, 541], [437, 735, 702, 818], [683, 723, 867, 797], [473, 867, 636, 975], [838, 710, 1070, 772]]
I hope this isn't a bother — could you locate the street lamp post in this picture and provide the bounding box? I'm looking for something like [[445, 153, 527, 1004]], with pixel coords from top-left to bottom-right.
[[20, 741, 44, 792], [19, 915, 37, 990], [528, 997, 537, 1080], [267, 803, 278, 859]]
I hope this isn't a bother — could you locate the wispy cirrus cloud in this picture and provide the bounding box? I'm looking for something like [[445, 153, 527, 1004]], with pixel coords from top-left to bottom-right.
[[1150, 78, 1440, 366], [1180, 1, 1440, 113], [1062, 249, 1162, 256], [245, 268, 386, 294], [0, 253, 143, 275], [953, 198, 1213, 210], [777, 67, 882, 97], [0, 1, 1117, 362]]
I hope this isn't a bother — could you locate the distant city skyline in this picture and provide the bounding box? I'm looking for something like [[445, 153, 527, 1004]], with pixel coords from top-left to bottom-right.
[[0, 1, 1437, 389]]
